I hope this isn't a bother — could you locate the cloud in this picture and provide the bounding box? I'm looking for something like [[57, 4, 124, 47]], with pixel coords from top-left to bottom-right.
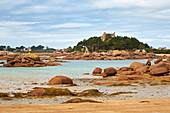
[[47, 23, 94, 29], [0, 21, 39, 26], [0, 0, 170, 48], [91, 0, 170, 9]]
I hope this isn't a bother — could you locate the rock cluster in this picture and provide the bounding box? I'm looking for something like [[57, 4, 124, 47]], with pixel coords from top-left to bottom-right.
[[57, 50, 167, 60], [2, 54, 61, 67], [93, 67, 117, 77], [93, 58, 170, 77], [117, 58, 170, 76], [28, 88, 103, 97]]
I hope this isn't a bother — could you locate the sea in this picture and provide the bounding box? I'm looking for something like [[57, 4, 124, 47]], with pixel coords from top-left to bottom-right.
[[0, 59, 156, 79]]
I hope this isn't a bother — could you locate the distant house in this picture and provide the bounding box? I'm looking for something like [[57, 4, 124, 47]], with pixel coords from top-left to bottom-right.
[[28, 46, 31, 52], [56, 49, 62, 53], [101, 32, 115, 41], [158, 47, 166, 50]]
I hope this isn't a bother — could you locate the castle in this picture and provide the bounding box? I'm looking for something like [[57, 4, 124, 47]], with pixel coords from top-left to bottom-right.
[[101, 32, 115, 41]]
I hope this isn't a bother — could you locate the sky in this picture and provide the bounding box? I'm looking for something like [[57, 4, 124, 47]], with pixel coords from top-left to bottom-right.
[[0, 0, 170, 49]]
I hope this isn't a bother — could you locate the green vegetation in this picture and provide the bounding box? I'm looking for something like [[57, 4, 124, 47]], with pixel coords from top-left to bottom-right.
[[0, 45, 56, 53], [73, 35, 150, 52], [65, 46, 73, 53]]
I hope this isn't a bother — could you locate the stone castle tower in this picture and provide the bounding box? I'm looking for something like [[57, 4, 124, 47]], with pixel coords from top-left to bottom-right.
[[101, 32, 115, 41]]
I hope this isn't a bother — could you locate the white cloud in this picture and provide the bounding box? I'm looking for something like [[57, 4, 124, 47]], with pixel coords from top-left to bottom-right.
[[47, 23, 94, 29], [0, 21, 39, 26], [91, 0, 170, 9], [0, 0, 29, 10]]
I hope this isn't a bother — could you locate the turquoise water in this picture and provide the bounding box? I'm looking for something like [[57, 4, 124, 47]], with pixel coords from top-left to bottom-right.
[[0, 59, 153, 79]]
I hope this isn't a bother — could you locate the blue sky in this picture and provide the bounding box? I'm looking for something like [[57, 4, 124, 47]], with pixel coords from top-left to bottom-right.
[[0, 0, 170, 49]]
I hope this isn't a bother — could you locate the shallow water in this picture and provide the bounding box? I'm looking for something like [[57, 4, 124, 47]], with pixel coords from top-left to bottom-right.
[[0, 59, 155, 79], [0, 59, 170, 104]]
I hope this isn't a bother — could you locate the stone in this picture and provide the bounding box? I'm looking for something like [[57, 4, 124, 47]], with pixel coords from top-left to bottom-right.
[[122, 71, 136, 75], [28, 88, 45, 96], [92, 67, 102, 74], [118, 67, 131, 71], [45, 61, 62, 66], [136, 66, 149, 74], [149, 62, 167, 71], [130, 62, 146, 70], [43, 88, 75, 96], [101, 67, 117, 77], [83, 73, 90, 75], [13, 63, 29, 67], [154, 59, 162, 64], [63, 98, 101, 103], [77, 89, 102, 97], [3, 64, 13, 67], [150, 67, 169, 76], [146, 60, 151, 66], [48, 76, 73, 85]]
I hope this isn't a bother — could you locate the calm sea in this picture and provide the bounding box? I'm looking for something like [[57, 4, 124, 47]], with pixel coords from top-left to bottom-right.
[[0, 59, 155, 79]]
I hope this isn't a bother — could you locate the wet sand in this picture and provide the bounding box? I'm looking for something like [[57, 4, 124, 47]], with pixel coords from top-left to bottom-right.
[[0, 98, 170, 113]]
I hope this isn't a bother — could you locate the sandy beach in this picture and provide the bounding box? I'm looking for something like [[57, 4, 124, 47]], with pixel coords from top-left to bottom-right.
[[0, 98, 169, 113]]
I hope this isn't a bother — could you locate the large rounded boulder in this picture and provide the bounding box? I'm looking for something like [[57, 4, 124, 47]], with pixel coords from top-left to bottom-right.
[[102, 67, 117, 77], [149, 62, 169, 76], [130, 62, 146, 70], [92, 67, 102, 75], [48, 76, 73, 85]]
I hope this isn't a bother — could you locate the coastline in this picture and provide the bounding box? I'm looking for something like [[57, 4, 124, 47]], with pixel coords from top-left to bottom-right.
[[0, 98, 170, 113]]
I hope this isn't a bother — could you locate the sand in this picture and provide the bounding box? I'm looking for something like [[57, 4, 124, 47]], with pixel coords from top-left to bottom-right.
[[0, 98, 170, 113]]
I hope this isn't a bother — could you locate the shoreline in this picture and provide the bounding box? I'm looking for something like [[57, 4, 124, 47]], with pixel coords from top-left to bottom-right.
[[0, 98, 170, 113]]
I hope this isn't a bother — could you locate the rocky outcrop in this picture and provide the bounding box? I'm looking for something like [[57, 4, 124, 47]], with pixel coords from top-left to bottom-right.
[[28, 88, 45, 96], [77, 89, 103, 97], [2, 54, 61, 67], [48, 76, 73, 85], [28, 88, 75, 96]]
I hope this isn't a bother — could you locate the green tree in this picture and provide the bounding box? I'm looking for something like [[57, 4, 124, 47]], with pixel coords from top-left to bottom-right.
[[66, 46, 73, 52]]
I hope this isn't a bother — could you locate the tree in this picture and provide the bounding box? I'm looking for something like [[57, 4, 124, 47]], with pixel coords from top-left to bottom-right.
[[73, 35, 151, 52], [0, 45, 6, 51], [66, 46, 73, 53], [36, 45, 44, 50]]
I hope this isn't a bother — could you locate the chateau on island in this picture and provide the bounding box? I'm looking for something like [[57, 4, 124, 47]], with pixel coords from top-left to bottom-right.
[[101, 32, 116, 41]]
